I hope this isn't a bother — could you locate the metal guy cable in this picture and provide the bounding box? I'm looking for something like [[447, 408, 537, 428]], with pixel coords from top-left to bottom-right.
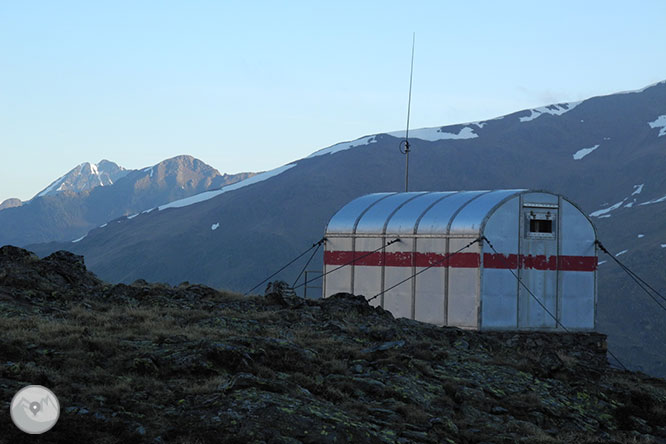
[[366, 237, 482, 303], [483, 236, 628, 371], [596, 240, 666, 310], [292, 238, 401, 290], [244, 238, 325, 295], [292, 240, 323, 288]]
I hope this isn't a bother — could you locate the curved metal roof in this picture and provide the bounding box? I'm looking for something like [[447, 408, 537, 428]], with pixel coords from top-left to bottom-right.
[[326, 193, 393, 234], [386, 192, 455, 234], [449, 190, 525, 236], [356, 192, 427, 234], [326, 190, 531, 236]]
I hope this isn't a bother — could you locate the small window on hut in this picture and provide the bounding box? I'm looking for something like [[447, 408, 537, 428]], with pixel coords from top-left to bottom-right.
[[524, 209, 556, 239], [530, 219, 552, 234]]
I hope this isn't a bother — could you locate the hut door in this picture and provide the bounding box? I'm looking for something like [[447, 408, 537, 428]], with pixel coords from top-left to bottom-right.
[[519, 208, 558, 329]]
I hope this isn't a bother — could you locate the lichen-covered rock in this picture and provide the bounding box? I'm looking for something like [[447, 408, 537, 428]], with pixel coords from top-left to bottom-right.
[[0, 247, 665, 443]]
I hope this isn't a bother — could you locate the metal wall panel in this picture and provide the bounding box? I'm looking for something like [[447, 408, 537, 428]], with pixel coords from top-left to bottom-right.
[[560, 271, 595, 328], [323, 237, 354, 297], [447, 239, 480, 328], [482, 269, 520, 328], [382, 237, 415, 318], [518, 204, 558, 329], [326, 193, 394, 234], [559, 200, 596, 329], [353, 237, 384, 307], [414, 238, 448, 324], [560, 200, 597, 255], [480, 197, 520, 329]]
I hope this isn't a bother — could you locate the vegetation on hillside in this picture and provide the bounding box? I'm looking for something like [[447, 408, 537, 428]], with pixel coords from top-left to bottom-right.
[[1, 246, 665, 443]]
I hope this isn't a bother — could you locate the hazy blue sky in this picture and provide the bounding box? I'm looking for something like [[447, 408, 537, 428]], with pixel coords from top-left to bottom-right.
[[2, 1, 665, 202]]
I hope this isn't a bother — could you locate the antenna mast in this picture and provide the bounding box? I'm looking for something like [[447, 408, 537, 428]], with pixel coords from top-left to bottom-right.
[[400, 33, 416, 192]]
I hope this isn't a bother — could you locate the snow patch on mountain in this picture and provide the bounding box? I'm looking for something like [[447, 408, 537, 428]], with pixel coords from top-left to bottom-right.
[[623, 185, 645, 207], [638, 234, 645, 238], [158, 163, 297, 211], [519, 102, 581, 122], [615, 249, 628, 257], [648, 115, 666, 137], [307, 136, 377, 158], [387, 126, 479, 142], [72, 235, 86, 243], [409, 126, 479, 141], [640, 194, 666, 206], [591, 184, 653, 216], [211, 223, 220, 231], [37, 175, 67, 197], [143, 166, 155, 177], [590, 199, 626, 217], [573, 145, 600, 160]]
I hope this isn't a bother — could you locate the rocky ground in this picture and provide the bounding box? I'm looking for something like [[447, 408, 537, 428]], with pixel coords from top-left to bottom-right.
[[1, 245, 665, 443]]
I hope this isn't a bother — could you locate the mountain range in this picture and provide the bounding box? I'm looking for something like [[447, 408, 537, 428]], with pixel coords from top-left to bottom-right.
[[0, 155, 254, 247], [17, 80, 666, 377]]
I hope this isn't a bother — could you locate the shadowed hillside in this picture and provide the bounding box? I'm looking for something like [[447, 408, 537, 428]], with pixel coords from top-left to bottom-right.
[[1, 246, 665, 443]]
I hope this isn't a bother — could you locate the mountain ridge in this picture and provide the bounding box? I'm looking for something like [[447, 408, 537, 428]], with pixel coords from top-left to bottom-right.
[[0, 155, 255, 247]]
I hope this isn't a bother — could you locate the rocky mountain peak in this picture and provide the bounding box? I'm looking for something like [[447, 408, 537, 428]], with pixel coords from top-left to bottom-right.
[[150, 154, 220, 178], [34, 160, 130, 198], [96, 159, 128, 179], [0, 197, 22, 211], [138, 155, 253, 194]]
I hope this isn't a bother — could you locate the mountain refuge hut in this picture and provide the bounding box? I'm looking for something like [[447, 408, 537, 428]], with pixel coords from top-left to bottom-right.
[[322, 190, 598, 331]]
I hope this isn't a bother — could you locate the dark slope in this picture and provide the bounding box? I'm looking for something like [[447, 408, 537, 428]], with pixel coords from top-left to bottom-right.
[[1, 246, 666, 443]]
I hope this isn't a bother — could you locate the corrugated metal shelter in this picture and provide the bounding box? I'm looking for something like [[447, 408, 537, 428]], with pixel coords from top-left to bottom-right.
[[323, 190, 597, 330]]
